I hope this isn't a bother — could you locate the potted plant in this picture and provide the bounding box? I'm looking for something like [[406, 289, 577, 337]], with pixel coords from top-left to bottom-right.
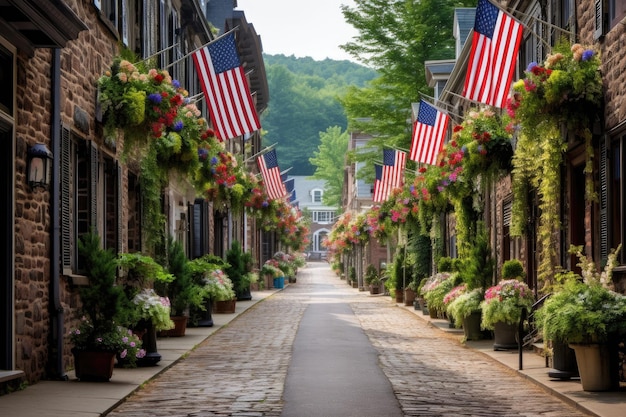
[[69, 232, 145, 380], [348, 265, 358, 288], [421, 272, 458, 319], [480, 278, 534, 350], [187, 255, 228, 327], [536, 245, 626, 391], [204, 269, 237, 314], [364, 264, 381, 294], [225, 241, 255, 300], [155, 238, 205, 336], [404, 279, 418, 307], [261, 260, 283, 289], [116, 252, 175, 365], [446, 288, 485, 341]]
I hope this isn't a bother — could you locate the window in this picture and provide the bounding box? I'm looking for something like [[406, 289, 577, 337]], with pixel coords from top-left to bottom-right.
[[520, 3, 543, 70], [61, 128, 126, 275], [0, 43, 13, 114], [312, 211, 336, 224], [311, 189, 323, 203]]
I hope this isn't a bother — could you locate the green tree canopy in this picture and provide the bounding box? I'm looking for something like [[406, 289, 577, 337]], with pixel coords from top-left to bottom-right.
[[309, 126, 349, 208], [339, 0, 475, 180]]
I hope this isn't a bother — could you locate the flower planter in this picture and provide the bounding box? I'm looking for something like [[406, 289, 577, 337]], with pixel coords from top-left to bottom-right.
[[429, 306, 439, 319], [72, 349, 116, 382], [212, 299, 237, 314], [569, 343, 616, 391], [493, 321, 518, 350], [351, 281, 358, 288], [462, 311, 484, 341], [273, 276, 285, 289], [404, 288, 416, 306], [395, 291, 404, 303], [158, 315, 188, 337], [369, 285, 381, 295]]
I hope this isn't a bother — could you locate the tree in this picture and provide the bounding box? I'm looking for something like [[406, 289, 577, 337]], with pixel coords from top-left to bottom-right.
[[339, 0, 475, 179], [309, 126, 349, 208]]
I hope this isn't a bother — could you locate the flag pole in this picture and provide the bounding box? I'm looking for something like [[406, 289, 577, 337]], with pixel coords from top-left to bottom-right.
[[162, 26, 241, 70], [245, 143, 277, 163]]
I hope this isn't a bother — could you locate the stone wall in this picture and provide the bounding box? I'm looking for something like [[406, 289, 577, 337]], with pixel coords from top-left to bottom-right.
[[13, 0, 122, 384]]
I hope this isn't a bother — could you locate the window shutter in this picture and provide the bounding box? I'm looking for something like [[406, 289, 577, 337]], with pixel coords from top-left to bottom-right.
[[503, 201, 512, 227], [599, 136, 608, 261], [594, 0, 604, 40], [191, 198, 207, 258], [117, 162, 123, 254], [90, 141, 98, 231], [61, 126, 72, 274]]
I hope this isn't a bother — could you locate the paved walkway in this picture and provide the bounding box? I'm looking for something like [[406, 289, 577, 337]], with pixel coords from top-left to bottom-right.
[[1, 261, 624, 416]]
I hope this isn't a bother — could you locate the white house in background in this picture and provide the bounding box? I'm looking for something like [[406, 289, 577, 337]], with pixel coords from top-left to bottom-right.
[[289, 176, 338, 259]]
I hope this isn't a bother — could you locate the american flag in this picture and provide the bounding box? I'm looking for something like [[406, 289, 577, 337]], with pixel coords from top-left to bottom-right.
[[257, 149, 287, 200], [463, 0, 523, 108], [192, 33, 261, 140], [372, 164, 386, 203], [381, 149, 406, 196], [284, 178, 296, 203], [410, 100, 450, 165]]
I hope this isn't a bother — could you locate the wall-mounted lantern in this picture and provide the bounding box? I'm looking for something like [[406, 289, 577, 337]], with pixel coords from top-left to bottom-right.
[[27, 143, 53, 190]]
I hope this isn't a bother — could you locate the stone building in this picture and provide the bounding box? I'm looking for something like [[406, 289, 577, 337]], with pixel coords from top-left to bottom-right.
[[1, 0, 269, 387]]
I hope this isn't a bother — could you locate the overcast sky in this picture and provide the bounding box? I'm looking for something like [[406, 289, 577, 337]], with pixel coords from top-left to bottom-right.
[[235, 0, 359, 62]]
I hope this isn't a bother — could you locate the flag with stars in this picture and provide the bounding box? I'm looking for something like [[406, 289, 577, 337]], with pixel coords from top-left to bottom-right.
[[381, 149, 406, 196], [193, 33, 261, 140], [410, 100, 450, 165], [372, 164, 386, 203], [463, 0, 523, 108], [257, 149, 287, 200]]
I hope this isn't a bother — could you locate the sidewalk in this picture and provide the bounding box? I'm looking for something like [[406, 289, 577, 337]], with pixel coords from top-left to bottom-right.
[[0, 288, 280, 417], [1, 276, 625, 417], [396, 299, 625, 417]]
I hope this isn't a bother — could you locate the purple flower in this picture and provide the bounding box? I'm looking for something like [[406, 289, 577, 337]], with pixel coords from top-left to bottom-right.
[[172, 79, 181, 89], [148, 93, 162, 104], [210, 156, 218, 165], [582, 50, 594, 61], [526, 62, 538, 72], [198, 148, 208, 161], [120, 349, 128, 359], [410, 185, 415, 193], [172, 120, 184, 132], [262, 201, 269, 207]]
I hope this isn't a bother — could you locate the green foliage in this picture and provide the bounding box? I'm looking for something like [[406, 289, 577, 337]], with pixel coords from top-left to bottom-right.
[[309, 126, 349, 207], [436, 257, 454, 273], [536, 245, 626, 344], [422, 272, 459, 312], [364, 264, 380, 285], [447, 288, 484, 328], [225, 241, 252, 293], [76, 231, 125, 337], [480, 280, 535, 329], [262, 55, 376, 175], [408, 226, 431, 281], [349, 266, 357, 283], [340, 0, 475, 164], [156, 238, 205, 316], [502, 259, 525, 280], [459, 222, 494, 291]]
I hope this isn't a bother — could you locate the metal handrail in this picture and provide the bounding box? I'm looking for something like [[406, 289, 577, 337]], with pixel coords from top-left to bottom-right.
[[518, 293, 551, 370]]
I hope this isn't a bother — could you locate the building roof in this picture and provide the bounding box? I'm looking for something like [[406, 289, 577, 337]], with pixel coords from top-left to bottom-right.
[[289, 176, 337, 211]]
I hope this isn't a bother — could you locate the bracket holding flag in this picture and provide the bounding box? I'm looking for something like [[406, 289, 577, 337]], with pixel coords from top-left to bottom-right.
[[462, 0, 523, 109], [410, 99, 450, 165], [192, 32, 261, 141]]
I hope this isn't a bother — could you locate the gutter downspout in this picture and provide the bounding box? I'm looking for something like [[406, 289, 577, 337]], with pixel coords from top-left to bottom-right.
[[48, 47, 66, 380]]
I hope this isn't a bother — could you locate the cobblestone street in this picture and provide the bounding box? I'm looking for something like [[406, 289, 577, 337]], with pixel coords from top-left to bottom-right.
[[106, 263, 590, 417]]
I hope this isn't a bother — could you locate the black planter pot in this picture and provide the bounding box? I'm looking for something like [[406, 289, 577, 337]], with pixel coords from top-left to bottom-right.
[[134, 319, 161, 366], [195, 298, 213, 327], [236, 286, 252, 301], [548, 339, 579, 379]]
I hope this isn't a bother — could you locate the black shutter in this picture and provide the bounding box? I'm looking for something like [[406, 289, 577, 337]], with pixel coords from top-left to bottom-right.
[[61, 126, 72, 274], [600, 135, 608, 261], [594, 0, 604, 40], [90, 141, 98, 231]]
